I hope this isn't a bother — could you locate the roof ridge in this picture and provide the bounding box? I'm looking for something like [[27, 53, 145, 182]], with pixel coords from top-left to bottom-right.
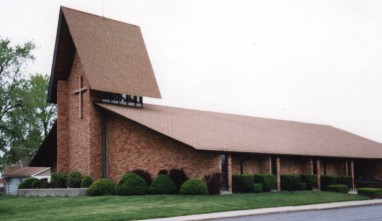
[[60, 6, 140, 28]]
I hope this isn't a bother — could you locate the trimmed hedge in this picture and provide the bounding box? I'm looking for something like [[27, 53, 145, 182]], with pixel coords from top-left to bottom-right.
[[300, 174, 317, 190], [203, 173, 222, 195], [254, 183, 263, 193], [169, 168, 188, 192], [281, 174, 301, 191], [31, 179, 42, 189], [327, 184, 349, 193], [300, 182, 307, 190], [66, 172, 82, 188], [18, 178, 38, 189], [81, 176, 93, 188], [88, 179, 115, 196], [51, 172, 66, 188], [232, 174, 254, 193], [358, 188, 382, 196], [254, 174, 276, 192], [321, 175, 352, 190], [40, 179, 50, 188], [179, 179, 208, 195], [149, 175, 176, 194], [115, 172, 148, 195], [130, 169, 153, 186]]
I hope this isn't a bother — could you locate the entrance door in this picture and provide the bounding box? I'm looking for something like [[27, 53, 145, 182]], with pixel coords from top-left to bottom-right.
[[221, 154, 228, 191]]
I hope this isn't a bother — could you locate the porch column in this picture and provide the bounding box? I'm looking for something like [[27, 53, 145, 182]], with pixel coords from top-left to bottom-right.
[[351, 159, 355, 190], [345, 160, 349, 176], [276, 157, 281, 191], [228, 154, 232, 192], [310, 158, 314, 174], [317, 159, 321, 190], [269, 156, 272, 174]]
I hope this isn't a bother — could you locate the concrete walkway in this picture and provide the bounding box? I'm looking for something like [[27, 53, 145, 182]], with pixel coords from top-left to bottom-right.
[[142, 199, 382, 221]]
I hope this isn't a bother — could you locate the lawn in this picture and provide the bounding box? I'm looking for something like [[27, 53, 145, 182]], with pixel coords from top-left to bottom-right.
[[0, 191, 368, 221]]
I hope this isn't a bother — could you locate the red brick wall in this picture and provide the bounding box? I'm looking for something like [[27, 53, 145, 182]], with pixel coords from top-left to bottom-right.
[[321, 158, 346, 176], [232, 155, 271, 174], [280, 156, 311, 174], [105, 113, 221, 182], [56, 53, 102, 177]]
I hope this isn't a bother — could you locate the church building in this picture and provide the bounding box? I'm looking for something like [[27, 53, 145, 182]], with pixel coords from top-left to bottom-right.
[[31, 7, 382, 192]]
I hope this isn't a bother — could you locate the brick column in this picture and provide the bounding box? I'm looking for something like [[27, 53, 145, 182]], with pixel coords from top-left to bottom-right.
[[345, 160, 349, 176], [276, 157, 280, 191], [228, 154, 232, 192], [351, 159, 355, 190], [317, 159, 321, 190], [269, 156, 272, 174], [310, 158, 314, 174]]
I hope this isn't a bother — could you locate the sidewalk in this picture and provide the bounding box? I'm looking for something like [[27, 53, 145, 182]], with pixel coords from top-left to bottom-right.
[[142, 199, 382, 221]]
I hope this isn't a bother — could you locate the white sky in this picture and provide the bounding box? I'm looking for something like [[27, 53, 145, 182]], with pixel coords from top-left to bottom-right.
[[1, 0, 381, 143]]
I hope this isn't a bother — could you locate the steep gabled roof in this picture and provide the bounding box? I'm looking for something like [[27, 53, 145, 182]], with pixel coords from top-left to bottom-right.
[[48, 6, 161, 103], [96, 103, 382, 159]]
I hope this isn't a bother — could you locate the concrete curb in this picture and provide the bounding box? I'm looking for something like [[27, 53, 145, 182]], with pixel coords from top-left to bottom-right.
[[141, 199, 382, 221]]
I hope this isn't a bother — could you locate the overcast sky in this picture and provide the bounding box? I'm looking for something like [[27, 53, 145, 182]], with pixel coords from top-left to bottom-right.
[[1, 0, 381, 142]]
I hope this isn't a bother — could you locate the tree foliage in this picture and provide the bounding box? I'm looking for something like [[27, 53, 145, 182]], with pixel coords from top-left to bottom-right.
[[0, 38, 56, 172]]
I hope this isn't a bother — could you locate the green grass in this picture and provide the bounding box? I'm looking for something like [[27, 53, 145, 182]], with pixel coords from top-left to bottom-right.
[[0, 191, 368, 221]]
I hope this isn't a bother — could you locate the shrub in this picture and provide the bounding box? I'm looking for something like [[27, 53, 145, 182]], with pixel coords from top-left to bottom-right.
[[88, 179, 115, 196], [254, 183, 263, 193], [169, 168, 188, 192], [179, 179, 208, 195], [115, 172, 148, 195], [300, 182, 307, 190], [232, 174, 254, 193], [338, 176, 352, 187], [51, 172, 67, 188], [66, 172, 82, 188], [280, 174, 301, 191], [41, 179, 50, 188], [254, 174, 276, 191], [300, 174, 317, 190], [81, 176, 93, 188], [358, 188, 382, 196], [158, 169, 168, 175], [31, 179, 42, 189], [327, 184, 349, 193], [149, 175, 176, 194], [18, 178, 38, 189], [203, 173, 222, 195], [130, 169, 153, 186]]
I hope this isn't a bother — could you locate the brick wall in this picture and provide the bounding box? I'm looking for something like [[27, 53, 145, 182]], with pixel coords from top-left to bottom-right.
[[105, 113, 221, 182], [232, 155, 271, 174], [280, 156, 311, 174]]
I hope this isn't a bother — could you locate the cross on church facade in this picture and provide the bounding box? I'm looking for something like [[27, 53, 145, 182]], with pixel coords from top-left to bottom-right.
[[73, 76, 88, 119]]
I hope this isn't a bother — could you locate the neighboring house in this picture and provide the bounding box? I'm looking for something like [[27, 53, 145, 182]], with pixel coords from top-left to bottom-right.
[[3, 167, 50, 195], [30, 7, 382, 192]]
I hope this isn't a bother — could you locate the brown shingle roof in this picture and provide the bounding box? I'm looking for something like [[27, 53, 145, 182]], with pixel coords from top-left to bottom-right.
[[3, 167, 50, 178], [48, 7, 161, 103], [97, 103, 382, 159]]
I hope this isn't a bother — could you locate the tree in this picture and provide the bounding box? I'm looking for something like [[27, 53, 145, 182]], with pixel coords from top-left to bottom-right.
[[0, 38, 56, 172]]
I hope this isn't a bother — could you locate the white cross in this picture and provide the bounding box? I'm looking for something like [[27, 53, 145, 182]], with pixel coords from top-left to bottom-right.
[[73, 76, 88, 119]]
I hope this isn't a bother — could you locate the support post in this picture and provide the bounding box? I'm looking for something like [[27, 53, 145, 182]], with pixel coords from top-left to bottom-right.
[[276, 157, 280, 191], [228, 154, 232, 192], [351, 159, 355, 190], [317, 159, 321, 190], [310, 158, 314, 175], [269, 156, 272, 174], [345, 160, 349, 176]]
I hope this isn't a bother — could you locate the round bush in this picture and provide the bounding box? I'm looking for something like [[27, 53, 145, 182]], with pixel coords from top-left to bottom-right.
[[18, 178, 38, 189], [115, 173, 148, 195], [66, 172, 82, 188], [327, 184, 349, 193], [81, 176, 93, 188], [88, 179, 115, 196], [149, 175, 176, 194], [41, 179, 50, 188], [130, 169, 153, 186], [51, 172, 66, 188], [31, 179, 42, 189], [179, 179, 209, 195]]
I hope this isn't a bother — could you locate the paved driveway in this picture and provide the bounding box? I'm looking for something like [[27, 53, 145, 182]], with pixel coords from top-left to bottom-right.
[[215, 204, 382, 221]]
